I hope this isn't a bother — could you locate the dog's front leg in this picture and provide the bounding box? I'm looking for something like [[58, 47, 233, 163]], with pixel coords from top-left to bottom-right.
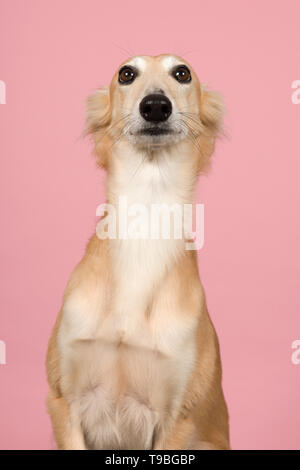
[[153, 416, 229, 450], [47, 390, 86, 450], [153, 417, 194, 450]]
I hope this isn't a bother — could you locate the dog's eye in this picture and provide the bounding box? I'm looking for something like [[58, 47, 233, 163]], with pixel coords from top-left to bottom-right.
[[172, 65, 191, 84], [118, 66, 137, 85]]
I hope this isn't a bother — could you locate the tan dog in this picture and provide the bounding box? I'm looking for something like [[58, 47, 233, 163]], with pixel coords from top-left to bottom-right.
[[46, 54, 230, 450]]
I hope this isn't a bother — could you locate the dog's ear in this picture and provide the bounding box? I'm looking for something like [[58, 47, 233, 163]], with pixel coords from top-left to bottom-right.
[[200, 87, 223, 134], [197, 86, 224, 170], [85, 87, 111, 167], [86, 87, 111, 134]]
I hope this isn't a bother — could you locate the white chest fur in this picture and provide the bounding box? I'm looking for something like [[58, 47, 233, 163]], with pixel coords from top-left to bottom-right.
[[58, 280, 197, 449], [57, 151, 198, 449]]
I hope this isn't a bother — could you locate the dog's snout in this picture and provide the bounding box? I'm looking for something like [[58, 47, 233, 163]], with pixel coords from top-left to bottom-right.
[[139, 94, 172, 123]]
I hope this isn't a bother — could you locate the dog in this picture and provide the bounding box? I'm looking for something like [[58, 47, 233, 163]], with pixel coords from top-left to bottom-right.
[[46, 54, 230, 450]]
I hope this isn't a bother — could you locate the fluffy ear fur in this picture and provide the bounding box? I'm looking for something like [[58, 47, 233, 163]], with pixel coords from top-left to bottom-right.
[[200, 87, 224, 134], [86, 87, 111, 134], [85, 88, 111, 167], [197, 86, 224, 170]]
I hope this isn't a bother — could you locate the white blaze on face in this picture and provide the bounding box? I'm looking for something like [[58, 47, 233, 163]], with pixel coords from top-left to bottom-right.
[[161, 55, 180, 71], [126, 56, 147, 72]]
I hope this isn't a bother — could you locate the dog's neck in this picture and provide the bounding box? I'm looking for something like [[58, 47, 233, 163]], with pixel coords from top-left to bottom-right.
[[102, 141, 198, 315], [106, 141, 197, 207]]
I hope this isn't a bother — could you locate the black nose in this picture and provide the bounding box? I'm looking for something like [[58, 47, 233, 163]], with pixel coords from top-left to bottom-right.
[[139, 94, 172, 123]]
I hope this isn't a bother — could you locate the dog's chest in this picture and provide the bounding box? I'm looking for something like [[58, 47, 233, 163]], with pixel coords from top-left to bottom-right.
[[59, 286, 196, 449]]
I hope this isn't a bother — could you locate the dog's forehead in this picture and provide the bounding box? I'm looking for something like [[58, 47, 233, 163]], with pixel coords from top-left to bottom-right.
[[124, 55, 186, 72]]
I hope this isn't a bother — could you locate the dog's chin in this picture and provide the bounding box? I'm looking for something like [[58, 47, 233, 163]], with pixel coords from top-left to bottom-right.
[[129, 127, 183, 148]]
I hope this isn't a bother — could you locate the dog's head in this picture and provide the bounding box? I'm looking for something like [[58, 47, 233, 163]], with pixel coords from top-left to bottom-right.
[[86, 54, 223, 170]]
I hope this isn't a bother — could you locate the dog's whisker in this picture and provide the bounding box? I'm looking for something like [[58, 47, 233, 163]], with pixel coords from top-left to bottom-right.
[[178, 112, 201, 125], [178, 119, 204, 157], [128, 153, 148, 183], [96, 115, 130, 144], [111, 42, 136, 58], [179, 105, 199, 112], [155, 155, 168, 186], [179, 114, 203, 134], [108, 115, 131, 133]]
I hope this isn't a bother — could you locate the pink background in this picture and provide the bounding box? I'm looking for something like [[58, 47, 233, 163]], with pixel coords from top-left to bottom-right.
[[1, 0, 300, 450]]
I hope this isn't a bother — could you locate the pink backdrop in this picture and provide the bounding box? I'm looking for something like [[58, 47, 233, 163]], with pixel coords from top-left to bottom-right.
[[1, 0, 300, 450]]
